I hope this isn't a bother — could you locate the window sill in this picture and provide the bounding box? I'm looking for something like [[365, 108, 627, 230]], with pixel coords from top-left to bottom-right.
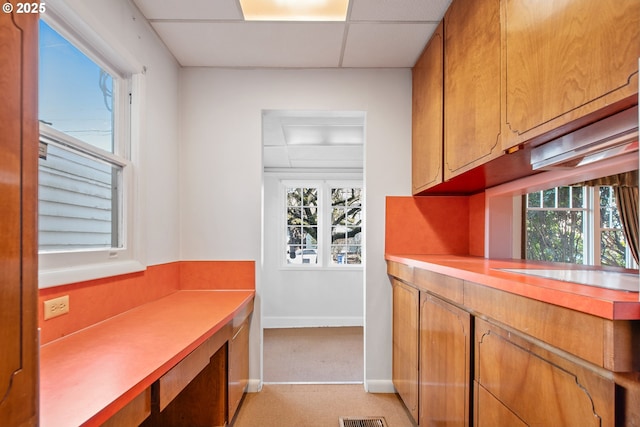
[[39, 259, 146, 289], [279, 265, 364, 271]]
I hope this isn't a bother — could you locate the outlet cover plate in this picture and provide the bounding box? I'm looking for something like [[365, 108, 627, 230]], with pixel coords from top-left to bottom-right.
[[44, 295, 69, 320]]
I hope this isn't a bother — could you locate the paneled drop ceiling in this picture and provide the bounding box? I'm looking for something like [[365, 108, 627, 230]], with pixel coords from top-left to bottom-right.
[[262, 110, 365, 171], [132, 0, 452, 68]]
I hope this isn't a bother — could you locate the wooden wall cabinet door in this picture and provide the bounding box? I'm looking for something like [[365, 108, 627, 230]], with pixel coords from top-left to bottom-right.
[[419, 293, 471, 427], [475, 318, 616, 426], [412, 22, 444, 195], [391, 279, 419, 423], [0, 5, 39, 427], [502, 0, 640, 150], [443, 0, 502, 180]]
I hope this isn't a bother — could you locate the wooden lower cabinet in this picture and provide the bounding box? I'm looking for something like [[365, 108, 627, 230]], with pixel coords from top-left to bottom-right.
[[419, 293, 471, 427], [474, 384, 526, 427], [228, 319, 250, 421], [392, 279, 420, 422], [475, 318, 615, 427], [392, 278, 471, 426]]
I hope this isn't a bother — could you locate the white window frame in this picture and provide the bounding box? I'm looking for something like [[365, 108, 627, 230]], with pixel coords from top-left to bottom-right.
[[524, 185, 637, 268], [484, 152, 637, 263], [281, 179, 363, 269], [593, 186, 637, 269], [38, 9, 146, 288]]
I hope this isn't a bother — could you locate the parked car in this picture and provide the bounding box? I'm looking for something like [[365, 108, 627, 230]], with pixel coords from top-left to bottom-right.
[[288, 248, 318, 264]]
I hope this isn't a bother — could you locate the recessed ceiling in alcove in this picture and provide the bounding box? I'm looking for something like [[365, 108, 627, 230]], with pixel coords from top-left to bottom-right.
[[262, 110, 364, 171]]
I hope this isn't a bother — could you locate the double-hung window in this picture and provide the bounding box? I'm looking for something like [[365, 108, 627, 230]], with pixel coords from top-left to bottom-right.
[[525, 185, 636, 268], [284, 181, 363, 267], [38, 17, 142, 287]]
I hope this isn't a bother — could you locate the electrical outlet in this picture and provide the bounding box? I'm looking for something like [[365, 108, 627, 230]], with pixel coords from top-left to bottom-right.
[[43, 295, 69, 320]]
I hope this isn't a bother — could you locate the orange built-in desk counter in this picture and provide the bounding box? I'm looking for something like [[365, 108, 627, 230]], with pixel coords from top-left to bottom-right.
[[39, 261, 255, 427]]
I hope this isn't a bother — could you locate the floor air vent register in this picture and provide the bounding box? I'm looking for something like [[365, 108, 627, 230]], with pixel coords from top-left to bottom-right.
[[339, 416, 388, 427]]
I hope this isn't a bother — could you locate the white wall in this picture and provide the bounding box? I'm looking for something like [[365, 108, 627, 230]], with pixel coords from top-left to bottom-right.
[[52, 0, 182, 266], [179, 68, 412, 391], [262, 172, 364, 329]]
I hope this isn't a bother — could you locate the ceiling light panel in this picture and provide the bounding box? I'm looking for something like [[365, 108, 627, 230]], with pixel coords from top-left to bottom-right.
[[240, 0, 349, 21], [283, 125, 363, 145]]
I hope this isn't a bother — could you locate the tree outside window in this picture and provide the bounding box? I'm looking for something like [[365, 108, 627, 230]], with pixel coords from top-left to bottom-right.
[[286, 187, 318, 264], [330, 187, 362, 265], [285, 183, 363, 267], [525, 185, 634, 268]]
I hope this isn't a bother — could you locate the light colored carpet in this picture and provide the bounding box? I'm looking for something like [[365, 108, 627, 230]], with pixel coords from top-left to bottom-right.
[[230, 384, 416, 427], [263, 327, 364, 383]]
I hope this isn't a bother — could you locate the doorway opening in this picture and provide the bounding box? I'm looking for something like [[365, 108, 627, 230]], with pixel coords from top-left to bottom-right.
[[261, 110, 366, 384]]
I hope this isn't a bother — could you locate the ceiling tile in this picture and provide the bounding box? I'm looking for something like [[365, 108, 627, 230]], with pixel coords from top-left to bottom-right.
[[349, 0, 450, 22], [133, 0, 242, 20], [152, 22, 346, 67], [342, 22, 437, 68]]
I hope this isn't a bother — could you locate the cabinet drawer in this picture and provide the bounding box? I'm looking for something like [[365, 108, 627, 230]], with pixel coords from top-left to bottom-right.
[[102, 388, 151, 427], [475, 318, 615, 426], [157, 324, 230, 411], [414, 268, 463, 304], [387, 261, 414, 283]]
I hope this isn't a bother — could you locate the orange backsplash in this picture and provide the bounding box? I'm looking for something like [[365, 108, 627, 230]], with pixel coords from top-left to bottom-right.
[[38, 260, 255, 344], [385, 195, 485, 257]]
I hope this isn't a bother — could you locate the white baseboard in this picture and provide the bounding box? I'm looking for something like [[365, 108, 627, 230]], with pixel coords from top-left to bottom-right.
[[364, 379, 396, 393], [246, 378, 394, 394], [262, 316, 364, 329]]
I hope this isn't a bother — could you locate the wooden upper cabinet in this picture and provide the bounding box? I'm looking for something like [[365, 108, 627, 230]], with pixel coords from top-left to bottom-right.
[[412, 22, 444, 194], [0, 5, 39, 427], [444, 0, 502, 180], [502, 0, 640, 150]]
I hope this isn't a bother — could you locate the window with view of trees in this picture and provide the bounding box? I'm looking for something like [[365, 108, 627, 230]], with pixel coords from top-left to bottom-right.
[[525, 185, 636, 268], [330, 187, 362, 265], [286, 186, 319, 264], [285, 182, 363, 267]]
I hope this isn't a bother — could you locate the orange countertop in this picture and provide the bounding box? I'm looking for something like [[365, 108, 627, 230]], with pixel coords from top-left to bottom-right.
[[385, 254, 640, 320], [39, 290, 255, 427]]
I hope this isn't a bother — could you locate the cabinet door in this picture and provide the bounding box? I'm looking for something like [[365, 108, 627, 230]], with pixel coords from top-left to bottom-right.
[[392, 280, 419, 422], [228, 320, 250, 421], [503, 0, 640, 149], [475, 318, 616, 426], [0, 5, 39, 427], [444, 0, 502, 180], [474, 383, 526, 427], [420, 293, 471, 427], [412, 21, 444, 194]]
